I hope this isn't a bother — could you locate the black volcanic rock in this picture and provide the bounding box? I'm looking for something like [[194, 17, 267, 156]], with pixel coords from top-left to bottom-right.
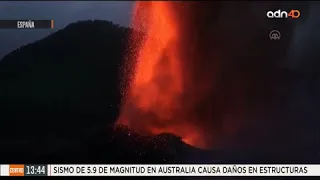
[[0, 20, 188, 164], [0, 20, 129, 137]]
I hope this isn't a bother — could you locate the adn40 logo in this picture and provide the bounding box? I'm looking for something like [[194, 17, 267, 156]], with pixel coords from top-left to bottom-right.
[[266, 9, 300, 19]]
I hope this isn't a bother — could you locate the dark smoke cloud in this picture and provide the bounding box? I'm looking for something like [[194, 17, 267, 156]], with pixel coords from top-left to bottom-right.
[[174, 1, 318, 148], [205, 1, 319, 149]]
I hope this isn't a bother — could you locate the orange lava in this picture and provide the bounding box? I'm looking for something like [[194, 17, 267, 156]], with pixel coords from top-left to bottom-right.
[[117, 2, 241, 149]]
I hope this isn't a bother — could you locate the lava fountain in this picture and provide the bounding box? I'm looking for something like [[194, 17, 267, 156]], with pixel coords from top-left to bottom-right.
[[117, 2, 246, 149]]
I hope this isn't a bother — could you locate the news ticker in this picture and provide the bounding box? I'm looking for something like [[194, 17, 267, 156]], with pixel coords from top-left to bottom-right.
[[0, 20, 53, 29], [1, 164, 320, 176]]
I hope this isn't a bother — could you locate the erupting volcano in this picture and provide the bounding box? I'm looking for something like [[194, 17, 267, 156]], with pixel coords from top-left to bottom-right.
[[117, 2, 246, 149]]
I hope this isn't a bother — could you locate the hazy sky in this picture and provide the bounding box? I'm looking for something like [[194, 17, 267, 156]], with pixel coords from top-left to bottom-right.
[[287, 3, 320, 70], [0, 1, 319, 70], [0, 1, 133, 59]]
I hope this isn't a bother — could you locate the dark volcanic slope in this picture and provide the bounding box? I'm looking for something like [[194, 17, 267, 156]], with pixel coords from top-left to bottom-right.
[[0, 20, 189, 164], [0, 20, 126, 137], [0, 20, 128, 162]]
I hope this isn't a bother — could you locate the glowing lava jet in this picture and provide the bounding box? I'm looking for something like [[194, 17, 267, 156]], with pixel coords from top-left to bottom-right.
[[117, 2, 245, 149]]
